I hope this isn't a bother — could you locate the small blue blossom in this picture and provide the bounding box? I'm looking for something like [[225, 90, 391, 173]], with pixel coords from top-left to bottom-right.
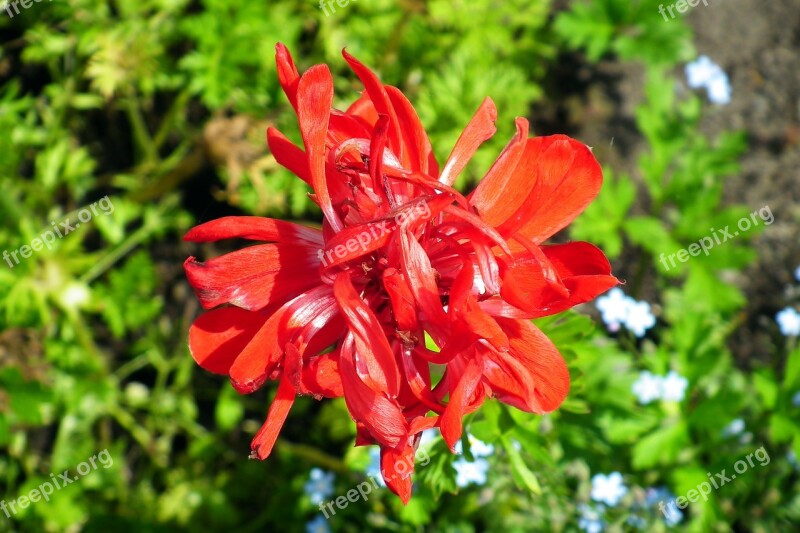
[[685, 55, 719, 88], [454, 434, 495, 458], [706, 74, 732, 105], [644, 486, 671, 507], [661, 371, 688, 402], [306, 515, 330, 533], [626, 515, 647, 529], [644, 487, 683, 527], [632, 371, 663, 405], [685, 55, 732, 105], [776, 307, 800, 336], [304, 468, 335, 505], [794, 265, 800, 283], [662, 502, 684, 527], [722, 418, 745, 437], [577, 503, 606, 533], [596, 288, 656, 337], [596, 288, 631, 332], [625, 300, 657, 338], [451, 434, 493, 487], [418, 428, 438, 448], [792, 391, 800, 408], [453, 456, 490, 487], [590, 472, 627, 507]]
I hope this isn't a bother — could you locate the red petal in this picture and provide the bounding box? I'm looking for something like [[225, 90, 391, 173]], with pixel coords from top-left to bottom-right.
[[183, 216, 322, 246], [539, 242, 619, 315], [468, 117, 530, 226], [487, 318, 570, 413], [438, 97, 497, 186], [301, 352, 344, 398], [342, 49, 403, 160], [499, 245, 569, 317], [500, 135, 603, 243], [382, 268, 418, 332], [296, 64, 343, 232], [184, 244, 320, 311], [251, 371, 296, 460], [188, 307, 266, 374], [386, 86, 437, 175], [346, 92, 379, 125], [440, 357, 483, 450], [228, 285, 333, 393], [339, 336, 407, 448], [399, 230, 449, 342], [381, 444, 415, 504], [333, 273, 400, 397], [267, 127, 312, 186], [275, 43, 300, 110]]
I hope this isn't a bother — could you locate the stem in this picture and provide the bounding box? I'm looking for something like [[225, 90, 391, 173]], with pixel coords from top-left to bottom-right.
[[79, 214, 159, 284], [124, 93, 158, 164]]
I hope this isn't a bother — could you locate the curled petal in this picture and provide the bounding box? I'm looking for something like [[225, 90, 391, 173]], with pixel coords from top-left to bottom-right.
[[381, 444, 415, 504], [184, 217, 322, 246], [188, 306, 266, 375], [250, 371, 296, 460], [439, 98, 497, 186]]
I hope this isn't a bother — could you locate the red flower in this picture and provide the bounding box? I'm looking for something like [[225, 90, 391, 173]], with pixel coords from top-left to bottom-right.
[[184, 44, 618, 502]]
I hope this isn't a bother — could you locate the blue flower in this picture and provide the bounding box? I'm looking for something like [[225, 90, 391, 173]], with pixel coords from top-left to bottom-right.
[[706, 74, 732, 105], [662, 502, 683, 527], [686, 55, 719, 88], [453, 456, 490, 487], [792, 391, 800, 408], [577, 503, 606, 533], [632, 371, 662, 405], [794, 265, 800, 283], [661, 371, 689, 402], [596, 288, 631, 333], [596, 289, 656, 337], [454, 434, 495, 458], [776, 307, 800, 336], [685, 55, 732, 105], [306, 515, 331, 533], [644, 487, 683, 527], [304, 468, 335, 505], [590, 472, 627, 507], [722, 418, 745, 437], [626, 515, 647, 529], [418, 428, 438, 448], [625, 300, 657, 338]]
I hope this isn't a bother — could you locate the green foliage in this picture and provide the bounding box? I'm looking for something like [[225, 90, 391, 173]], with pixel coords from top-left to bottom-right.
[[555, 0, 695, 65]]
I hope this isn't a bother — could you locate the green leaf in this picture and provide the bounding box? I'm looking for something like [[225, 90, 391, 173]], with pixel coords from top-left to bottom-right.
[[632, 420, 690, 469], [501, 436, 541, 494], [215, 386, 244, 433]]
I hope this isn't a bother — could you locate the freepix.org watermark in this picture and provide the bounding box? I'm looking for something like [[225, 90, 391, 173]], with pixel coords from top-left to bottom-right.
[[317, 199, 431, 267], [2, 195, 115, 269], [658, 0, 712, 21], [319, 0, 356, 17], [658, 446, 770, 517], [2, 0, 52, 19], [659, 205, 773, 272], [319, 447, 430, 519], [1, 449, 113, 520]]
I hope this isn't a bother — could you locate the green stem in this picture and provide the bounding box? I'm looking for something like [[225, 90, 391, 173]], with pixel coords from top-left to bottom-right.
[[275, 439, 353, 476], [78, 216, 158, 284], [124, 93, 158, 164]]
